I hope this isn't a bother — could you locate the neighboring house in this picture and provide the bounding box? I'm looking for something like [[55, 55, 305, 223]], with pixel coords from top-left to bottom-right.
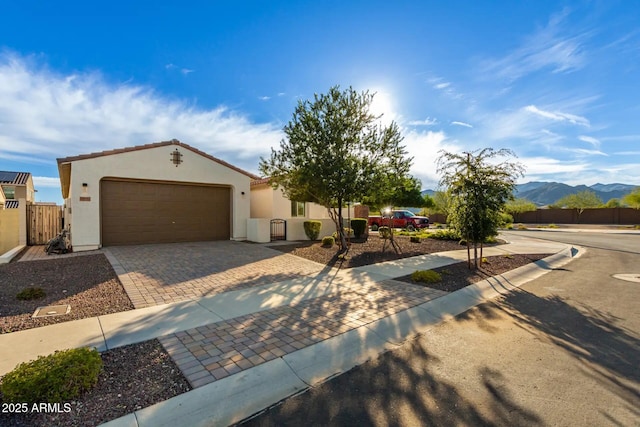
[[0, 171, 35, 258], [56, 140, 258, 252], [248, 178, 353, 242]]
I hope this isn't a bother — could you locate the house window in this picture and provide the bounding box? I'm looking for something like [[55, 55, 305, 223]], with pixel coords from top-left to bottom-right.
[[291, 201, 305, 217], [3, 186, 15, 200]]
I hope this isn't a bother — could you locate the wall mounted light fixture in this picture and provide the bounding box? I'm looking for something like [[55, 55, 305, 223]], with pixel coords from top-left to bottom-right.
[[170, 148, 183, 167]]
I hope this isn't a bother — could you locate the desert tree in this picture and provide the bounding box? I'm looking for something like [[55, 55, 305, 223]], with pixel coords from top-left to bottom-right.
[[622, 187, 640, 209], [554, 190, 603, 222], [259, 85, 413, 252], [503, 198, 537, 222], [437, 148, 524, 269]]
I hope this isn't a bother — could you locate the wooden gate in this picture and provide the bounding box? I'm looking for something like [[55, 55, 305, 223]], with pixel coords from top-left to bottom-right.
[[27, 204, 63, 245], [270, 219, 286, 241]]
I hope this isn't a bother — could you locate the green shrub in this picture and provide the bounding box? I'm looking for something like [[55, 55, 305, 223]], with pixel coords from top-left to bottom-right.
[[635, 225, 640, 230], [16, 287, 46, 300], [411, 270, 442, 284], [1, 348, 102, 404], [303, 220, 322, 240], [548, 223, 559, 229], [350, 218, 368, 238], [410, 236, 421, 243], [481, 257, 489, 263], [499, 212, 514, 228], [321, 236, 335, 247], [517, 223, 527, 230], [378, 226, 391, 239], [426, 229, 461, 241]]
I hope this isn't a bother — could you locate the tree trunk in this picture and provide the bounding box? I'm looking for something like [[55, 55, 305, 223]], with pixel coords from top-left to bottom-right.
[[473, 242, 478, 269], [337, 197, 347, 253], [480, 242, 484, 266], [466, 241, 471, 269]]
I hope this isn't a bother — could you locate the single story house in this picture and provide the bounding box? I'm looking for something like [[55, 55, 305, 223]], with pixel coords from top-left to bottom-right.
[[0, 171, 34, 259], [56, 140, 258, 252], [248, 178, 354, 242]]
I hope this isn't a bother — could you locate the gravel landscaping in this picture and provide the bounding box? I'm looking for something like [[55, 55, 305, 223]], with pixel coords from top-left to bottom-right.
[[271, 234, 477, 268], [394, 253, 552, 292], [0, 339, 191, 427], [0, 254, 134, 334]]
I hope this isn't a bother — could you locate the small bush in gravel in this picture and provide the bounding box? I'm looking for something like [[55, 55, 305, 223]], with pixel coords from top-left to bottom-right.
[[321, 236, 335, 247], [16, 287, 46, 300], [1, 348, 102, 404], [411, 270, 442, 284], [303, 220, 322, 240], [410, 236, 422, 243], [350, 218, 368, 239]]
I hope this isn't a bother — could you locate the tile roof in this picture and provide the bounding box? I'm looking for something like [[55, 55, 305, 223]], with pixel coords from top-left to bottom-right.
[[250, 177, 271, 186], [0, 171, 31, 185], [56, 139, 260, 180]]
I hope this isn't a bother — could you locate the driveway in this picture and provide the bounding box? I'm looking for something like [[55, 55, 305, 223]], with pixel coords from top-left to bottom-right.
[[104, 241, 328, 308]]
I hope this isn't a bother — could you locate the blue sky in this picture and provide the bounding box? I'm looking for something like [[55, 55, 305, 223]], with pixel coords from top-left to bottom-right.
[[1, 1, 639, 204]]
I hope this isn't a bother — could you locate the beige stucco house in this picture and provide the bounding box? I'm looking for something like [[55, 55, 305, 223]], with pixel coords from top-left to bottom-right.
[[0, 171, 34, 260], [248, 178, 354, 242], [57, 140, 258, 252]]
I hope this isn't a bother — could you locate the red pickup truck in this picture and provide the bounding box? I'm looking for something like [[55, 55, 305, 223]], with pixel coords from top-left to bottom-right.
[[368, 210, 429, 232]]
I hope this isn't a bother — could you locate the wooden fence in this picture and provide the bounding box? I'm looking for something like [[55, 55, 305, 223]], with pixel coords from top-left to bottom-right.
[[27, 204, 63, 245]]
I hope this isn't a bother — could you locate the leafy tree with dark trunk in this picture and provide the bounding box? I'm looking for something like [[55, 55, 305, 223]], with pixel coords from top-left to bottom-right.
[[554, 190, 603, 222], [504, 198, 537, 222], [259, 86, 413, 252], [623, 187, 640, 209], [437, 148, 524, 269]]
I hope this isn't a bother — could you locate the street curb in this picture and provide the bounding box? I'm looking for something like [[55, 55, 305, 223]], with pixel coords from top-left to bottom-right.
[[100, 243, 583, 427]]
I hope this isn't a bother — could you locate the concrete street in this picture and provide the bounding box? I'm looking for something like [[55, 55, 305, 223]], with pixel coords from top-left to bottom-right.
[[242, 231, 640, 426]]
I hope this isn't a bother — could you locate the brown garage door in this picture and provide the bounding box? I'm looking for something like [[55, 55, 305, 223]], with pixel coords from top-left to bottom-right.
[[101, 179, 230, 246]]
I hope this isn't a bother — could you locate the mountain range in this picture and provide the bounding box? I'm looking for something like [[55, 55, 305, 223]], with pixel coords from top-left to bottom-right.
[[423, 182, 639, 207]]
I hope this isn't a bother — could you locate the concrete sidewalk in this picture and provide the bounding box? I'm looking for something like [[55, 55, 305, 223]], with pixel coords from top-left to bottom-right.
[[0, 233, 577, 427]]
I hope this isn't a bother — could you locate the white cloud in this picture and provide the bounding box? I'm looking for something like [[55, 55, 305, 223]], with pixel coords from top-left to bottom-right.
[[565, 148, 608, 156], [0, 52, 283, 173], [428, 77, 463, 100], [407, 117, 438, 126], [32, 176, 61, 188], [614, 151, 640, 155], [181, 68, 194, 75], [402, 129, 460, 189], [451, 121, 473, 128], [578, 135, 600, 147], [520, 156, 588, 175], [524, 105, 589, 127], [258, 96, 271, 101], [482, 9, 589, 81]]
